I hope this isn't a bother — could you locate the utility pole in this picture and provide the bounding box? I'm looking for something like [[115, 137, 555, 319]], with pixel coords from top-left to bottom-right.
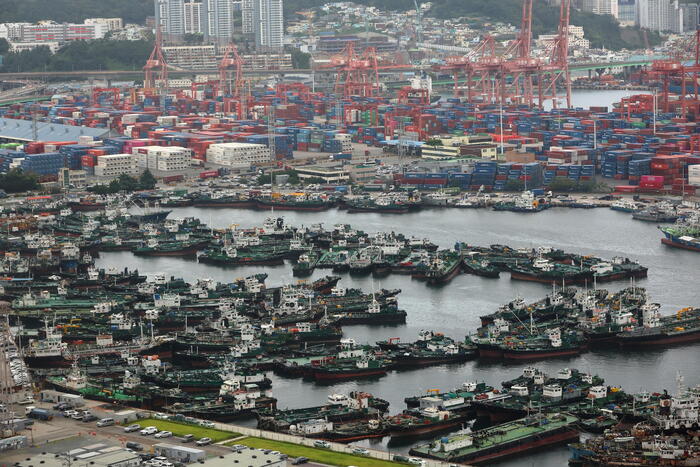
[[267, 105, 276, 173]]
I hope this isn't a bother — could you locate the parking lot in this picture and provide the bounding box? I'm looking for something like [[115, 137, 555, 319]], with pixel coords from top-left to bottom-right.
[[3, 401, 328, 467]]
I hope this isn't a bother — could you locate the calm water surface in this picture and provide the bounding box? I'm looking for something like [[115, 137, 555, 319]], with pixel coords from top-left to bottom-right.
[[98, 206, 700, 466]]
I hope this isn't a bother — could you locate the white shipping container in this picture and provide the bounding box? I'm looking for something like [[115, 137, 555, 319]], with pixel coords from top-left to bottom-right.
[[688, 177, 700, 187]]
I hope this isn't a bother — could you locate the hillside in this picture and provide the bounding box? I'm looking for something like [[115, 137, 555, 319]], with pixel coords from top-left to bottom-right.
[[0, 0, 660, 51], [0, 0, 152, 24]]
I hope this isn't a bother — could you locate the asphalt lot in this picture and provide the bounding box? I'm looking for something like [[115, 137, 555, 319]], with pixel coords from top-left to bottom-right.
[[3, 401, 326, 466]]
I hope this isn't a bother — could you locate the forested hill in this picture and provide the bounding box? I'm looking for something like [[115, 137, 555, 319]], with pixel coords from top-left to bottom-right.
[[0, 0, 660, 51]]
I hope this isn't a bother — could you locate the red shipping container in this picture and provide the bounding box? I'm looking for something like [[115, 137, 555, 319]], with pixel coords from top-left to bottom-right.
[[81, 155, 96, 167]]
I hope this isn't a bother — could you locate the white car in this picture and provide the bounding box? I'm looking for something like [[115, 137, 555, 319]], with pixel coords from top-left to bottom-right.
[[123, 424, 141, 433], [351, 448, 369, 456], [154, 431, 172, 439], [140, 426, 158, 436]]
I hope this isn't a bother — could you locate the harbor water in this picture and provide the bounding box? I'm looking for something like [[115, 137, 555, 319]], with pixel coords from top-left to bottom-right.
[[98, 206, 700, 466]]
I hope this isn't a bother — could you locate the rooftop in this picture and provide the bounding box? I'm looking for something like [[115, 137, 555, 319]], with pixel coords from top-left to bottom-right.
[[0, 117, 109, 142]]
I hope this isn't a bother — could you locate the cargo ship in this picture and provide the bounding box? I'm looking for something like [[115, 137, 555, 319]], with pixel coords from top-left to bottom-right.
[[255, 195, 335, 212], [659, 213, 700, 252], [501, 328, 587, 360], [461, 258, 500, 278], [312, 355, 391, 382], [198, 245, 289, 266], [133, 239, 202, 257], [191, 192, 255, 208], [616, 304, 700, 348], [386, 407, 471, 438], [346, 197, 411, 214], [493, 191, 549, 213], [325, 297, 407, 326], [292, 252, 318, 276], [424, 250, 463, 284], [385, 330, 476, 368], [409, 413, 579, 465]]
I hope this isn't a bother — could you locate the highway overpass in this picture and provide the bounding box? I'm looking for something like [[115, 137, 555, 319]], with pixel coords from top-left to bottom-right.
[[0, 60, 653, 81]]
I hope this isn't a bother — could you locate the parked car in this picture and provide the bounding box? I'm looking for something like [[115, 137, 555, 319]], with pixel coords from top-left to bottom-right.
[[314, 440, 331, 449], [124, 424, 141, 433], [181, 434, 194, 443], [96, 418, 115, 427], [154, 431, 172, 439], [125, 442, 144, 451], [195, 437, 212, 446], [351, 448, 369, 456], [82, 414, 98, 422], [140, 426, 158, 436], [291, 457, 309, 465]]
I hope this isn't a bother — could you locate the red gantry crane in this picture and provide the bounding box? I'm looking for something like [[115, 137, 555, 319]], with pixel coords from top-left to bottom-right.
[[143, 26, 168, 95], [322, 42, 412, 97]]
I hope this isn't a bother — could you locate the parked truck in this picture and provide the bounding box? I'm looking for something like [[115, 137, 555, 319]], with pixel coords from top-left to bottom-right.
[[330, 153, 352, 161], [26, 407, 53, 421]]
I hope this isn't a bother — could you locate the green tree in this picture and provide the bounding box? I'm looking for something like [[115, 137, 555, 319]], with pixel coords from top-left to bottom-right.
[[0, 169, 38, 193], [290, 49, 311, 69], [0, 38, 9, 56], [139, 169, 157, 190]]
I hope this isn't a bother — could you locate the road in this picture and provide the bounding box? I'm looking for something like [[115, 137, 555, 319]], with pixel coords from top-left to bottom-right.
[[0, 60, 653, 81]]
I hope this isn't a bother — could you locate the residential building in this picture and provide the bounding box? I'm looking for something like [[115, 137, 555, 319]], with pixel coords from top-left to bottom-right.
[[682, 3, 700, 32], [252, 0, 284, 50], [0, 22, 109, 44], [638, 0, 683, 32], [580, 0, 618, 18], [184, 1, 205, 34], [163, 44, 217, 68], [155, 0, 186, 39], [207, 0, 236, 42], [617, 0, 637, 25], [10, 42, 60, 53], [241, 0, 254, 34], [58, 168, 87, 188], [206, 142, 270, 169], [84, 18, 124, 31], [0, 23, 27, 42], [241, 52, 292, 69], [536, 25, 590, 51], [94, 154, 140, 178]]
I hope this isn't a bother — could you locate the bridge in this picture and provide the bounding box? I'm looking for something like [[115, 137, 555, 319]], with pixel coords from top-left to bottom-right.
[[0, 60, 653, 81]]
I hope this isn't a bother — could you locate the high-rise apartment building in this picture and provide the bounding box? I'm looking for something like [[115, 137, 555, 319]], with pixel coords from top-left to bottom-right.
[[156, 0, 236, 42], [617, 0, 637, 25], [241, 0, 254, 34], [207, 0, 236, 42], [155, 0, 186, 38], [183, 1, 204, 34], [252, 0, 283, 50], [580, 0, 618, 18], [638, 0, 683, 32]]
